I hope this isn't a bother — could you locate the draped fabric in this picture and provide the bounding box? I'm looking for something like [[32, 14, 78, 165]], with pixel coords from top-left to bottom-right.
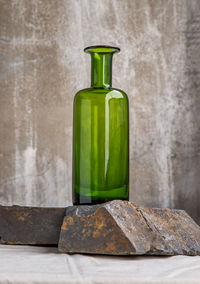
[[0, 245, 199, 284]]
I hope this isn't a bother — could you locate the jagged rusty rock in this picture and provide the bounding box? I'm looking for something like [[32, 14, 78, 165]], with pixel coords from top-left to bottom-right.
[[0, 205, 66, 245], [58, 200, 200, 255]]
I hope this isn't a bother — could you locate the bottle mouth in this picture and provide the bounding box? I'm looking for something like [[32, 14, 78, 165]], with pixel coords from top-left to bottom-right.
[[84, 45, 120, 54]]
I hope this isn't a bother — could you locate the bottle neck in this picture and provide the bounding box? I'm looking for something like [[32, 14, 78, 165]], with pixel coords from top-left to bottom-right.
[[91, 53, 113, 89]]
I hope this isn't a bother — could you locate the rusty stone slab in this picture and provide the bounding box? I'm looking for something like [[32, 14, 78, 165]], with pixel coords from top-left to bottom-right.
[[58, 200, 200, 255], [0, 205, 66, 245]]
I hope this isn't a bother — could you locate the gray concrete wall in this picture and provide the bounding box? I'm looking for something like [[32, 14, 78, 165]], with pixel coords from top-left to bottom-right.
[[0, 0, 200, 223]]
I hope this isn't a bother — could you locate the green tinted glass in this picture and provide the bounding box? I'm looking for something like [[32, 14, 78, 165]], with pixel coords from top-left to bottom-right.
[[72, 46, 129, 204]]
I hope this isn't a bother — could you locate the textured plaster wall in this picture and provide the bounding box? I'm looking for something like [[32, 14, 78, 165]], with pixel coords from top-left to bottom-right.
[[0, 0, 200, 223]]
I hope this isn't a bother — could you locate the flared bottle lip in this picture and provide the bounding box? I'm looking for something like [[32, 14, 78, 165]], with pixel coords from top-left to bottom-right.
[[84, 45, 120, 54]]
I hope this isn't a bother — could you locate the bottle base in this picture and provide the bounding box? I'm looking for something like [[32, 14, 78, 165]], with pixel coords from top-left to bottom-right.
[[73, 184, 129, 205]]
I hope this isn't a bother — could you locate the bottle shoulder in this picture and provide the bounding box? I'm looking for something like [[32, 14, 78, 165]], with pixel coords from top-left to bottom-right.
[[74, 87, 128, 101]]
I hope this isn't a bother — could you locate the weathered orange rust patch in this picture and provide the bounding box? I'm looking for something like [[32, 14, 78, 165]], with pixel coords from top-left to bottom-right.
[[61, 220, 67, 231], [98, 222, 104, 229], [18, 216, 25, 221], [93, 231, 99, 238], [94, 215, 104, 230], [67, 216, 73, 225]]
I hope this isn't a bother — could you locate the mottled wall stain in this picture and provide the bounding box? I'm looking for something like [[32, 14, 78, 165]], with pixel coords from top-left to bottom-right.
[[0, 0, 199, 223]]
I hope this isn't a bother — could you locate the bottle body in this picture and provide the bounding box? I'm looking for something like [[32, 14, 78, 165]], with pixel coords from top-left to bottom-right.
[[73, 87, 129, 204]]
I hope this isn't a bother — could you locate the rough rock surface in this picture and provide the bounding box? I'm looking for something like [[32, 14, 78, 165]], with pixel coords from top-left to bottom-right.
[[0, 205, 66, 245], [58, 200, 200, 255]]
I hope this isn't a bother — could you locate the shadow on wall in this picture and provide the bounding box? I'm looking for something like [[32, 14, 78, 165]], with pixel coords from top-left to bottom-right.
[[172, 2, 200, 225]]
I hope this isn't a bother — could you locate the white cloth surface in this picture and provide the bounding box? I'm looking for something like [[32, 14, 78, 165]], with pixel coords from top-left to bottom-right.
[[0, 245, 200, 284]]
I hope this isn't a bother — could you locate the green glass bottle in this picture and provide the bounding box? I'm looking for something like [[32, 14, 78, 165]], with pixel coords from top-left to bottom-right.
[[72, 45, 129, 205]]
